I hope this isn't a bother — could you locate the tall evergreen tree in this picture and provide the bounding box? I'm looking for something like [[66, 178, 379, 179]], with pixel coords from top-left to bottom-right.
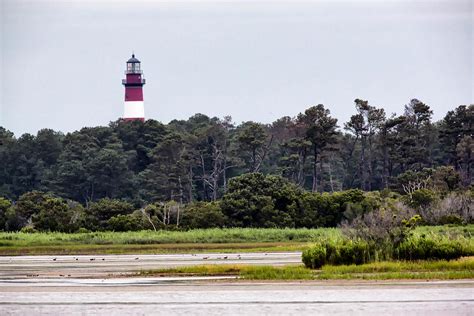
[[297, 104, 338, 192]]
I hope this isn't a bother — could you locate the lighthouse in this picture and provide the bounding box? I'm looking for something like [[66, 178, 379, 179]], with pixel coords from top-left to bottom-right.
[[122, 54, 146, 122]]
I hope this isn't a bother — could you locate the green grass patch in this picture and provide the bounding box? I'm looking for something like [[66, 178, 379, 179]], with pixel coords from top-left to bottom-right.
[[137, 257, 474, 281], [317, 257, 474, 280], [0, 227, 336, 255], [416, 225, 474, 238], [139, 264, 246, 276], [0, 227, 341, 246], [316, 271, 474, 280], [240, 265, 314, 280], [139, 264, 313, 280], [320, 257, 474, 274]]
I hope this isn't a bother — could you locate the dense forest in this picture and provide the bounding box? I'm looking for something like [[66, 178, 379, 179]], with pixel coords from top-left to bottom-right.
[[0, 99, 472, 231]]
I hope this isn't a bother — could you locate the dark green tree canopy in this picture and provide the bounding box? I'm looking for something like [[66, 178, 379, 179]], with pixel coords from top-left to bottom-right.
[[0, 101, 471, 231]]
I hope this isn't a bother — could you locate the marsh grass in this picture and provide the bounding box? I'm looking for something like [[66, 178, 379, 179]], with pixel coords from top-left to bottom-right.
[[320, 257, 474, 274], [239, 265, 314, 280], [303, 227, 474, 268], [415, 225, 474, 237], [0, 225, 471, 256], [317, 257, 474, 280], [137, 257, 474, 281], [0, 227, 341, 246], [0, 242, 308, 255], [139, 264, 313, 280], [139, 264, 245, 276], [316, 271, 474, 280], [0, 228, 338, 255], [1, 225, 469, 246]]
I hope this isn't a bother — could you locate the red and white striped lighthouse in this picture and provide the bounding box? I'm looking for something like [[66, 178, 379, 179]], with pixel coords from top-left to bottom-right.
[[122, 54, 146, 122]]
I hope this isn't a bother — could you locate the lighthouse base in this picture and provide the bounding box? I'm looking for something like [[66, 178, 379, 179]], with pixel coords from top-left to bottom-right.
[[123, 101, 145, 121], [123, 117, 145, 122]]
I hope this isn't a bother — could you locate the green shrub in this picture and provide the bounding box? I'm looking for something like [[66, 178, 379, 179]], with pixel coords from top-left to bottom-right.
[[297, 189, 379, 228], [406, 189, 438, 209], [395, 235, 473, 261], [302, 239, 375, 268], [302, 244, 327, 268], [438, 215, 464, 225], [181, 202, 226, 229], [87, 198, 135, 222], [221, 173, 301, 228], [32, 198, 79, 232], [20, 226, 38, 233], [335, 240, 373, 265], [303, 234, 473, 269], [107, 214, 144, 232], [15, 191, 51, 220], [0, 197, 11, 230]]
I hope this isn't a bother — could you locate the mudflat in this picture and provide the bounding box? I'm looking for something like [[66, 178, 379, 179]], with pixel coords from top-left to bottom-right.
[[1, 254, 473, 315], [0, 252, 302, 279]]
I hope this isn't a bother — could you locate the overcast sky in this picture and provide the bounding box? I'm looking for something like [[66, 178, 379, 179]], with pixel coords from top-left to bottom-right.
[[1, 0, 472, 136]]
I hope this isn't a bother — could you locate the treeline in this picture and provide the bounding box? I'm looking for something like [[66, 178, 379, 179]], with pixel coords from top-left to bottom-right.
[[1, 173, 472, 232], [0, 99, 472, 205], [1, 99, 473, 233]]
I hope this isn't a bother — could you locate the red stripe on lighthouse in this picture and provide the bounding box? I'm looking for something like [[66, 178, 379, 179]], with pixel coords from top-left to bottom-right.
[[125, 88, 143, 101], [126, 74, 143, 84]]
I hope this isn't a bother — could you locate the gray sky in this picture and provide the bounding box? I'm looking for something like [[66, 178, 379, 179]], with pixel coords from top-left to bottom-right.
[[1, 0, 473, 136]]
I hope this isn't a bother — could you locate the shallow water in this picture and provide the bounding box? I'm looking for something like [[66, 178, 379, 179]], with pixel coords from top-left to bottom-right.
[[1, 281, 473, 315], [1, 254, 473, 315]]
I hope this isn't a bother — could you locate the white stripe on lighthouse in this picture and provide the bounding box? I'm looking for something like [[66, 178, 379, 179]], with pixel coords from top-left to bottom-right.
[[123, 101, 145, 119]]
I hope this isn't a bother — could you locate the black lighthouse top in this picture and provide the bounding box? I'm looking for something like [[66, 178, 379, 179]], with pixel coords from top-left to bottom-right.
[[127, 54, 140, 63], [126, 54, 142, 74]]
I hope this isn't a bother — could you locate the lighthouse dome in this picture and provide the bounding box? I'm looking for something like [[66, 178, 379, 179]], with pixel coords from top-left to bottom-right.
[[127, 54, 141, 63]]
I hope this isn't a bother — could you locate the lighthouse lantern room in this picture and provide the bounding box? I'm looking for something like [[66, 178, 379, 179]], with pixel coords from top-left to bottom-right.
[[122, 54, 146, 122]]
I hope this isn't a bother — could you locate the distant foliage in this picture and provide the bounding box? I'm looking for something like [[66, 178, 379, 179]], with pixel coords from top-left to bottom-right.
[[0, 103, 471, 204], [0, 102, 473, 232], [221, 173, 302, 228], [85, 198, 135, 230], [2, 191, 83, 232], [107, 214, 144, 232], [0, 174, 471, 232], [0, 198, 11, 230], [181, 202, 226, 229]]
